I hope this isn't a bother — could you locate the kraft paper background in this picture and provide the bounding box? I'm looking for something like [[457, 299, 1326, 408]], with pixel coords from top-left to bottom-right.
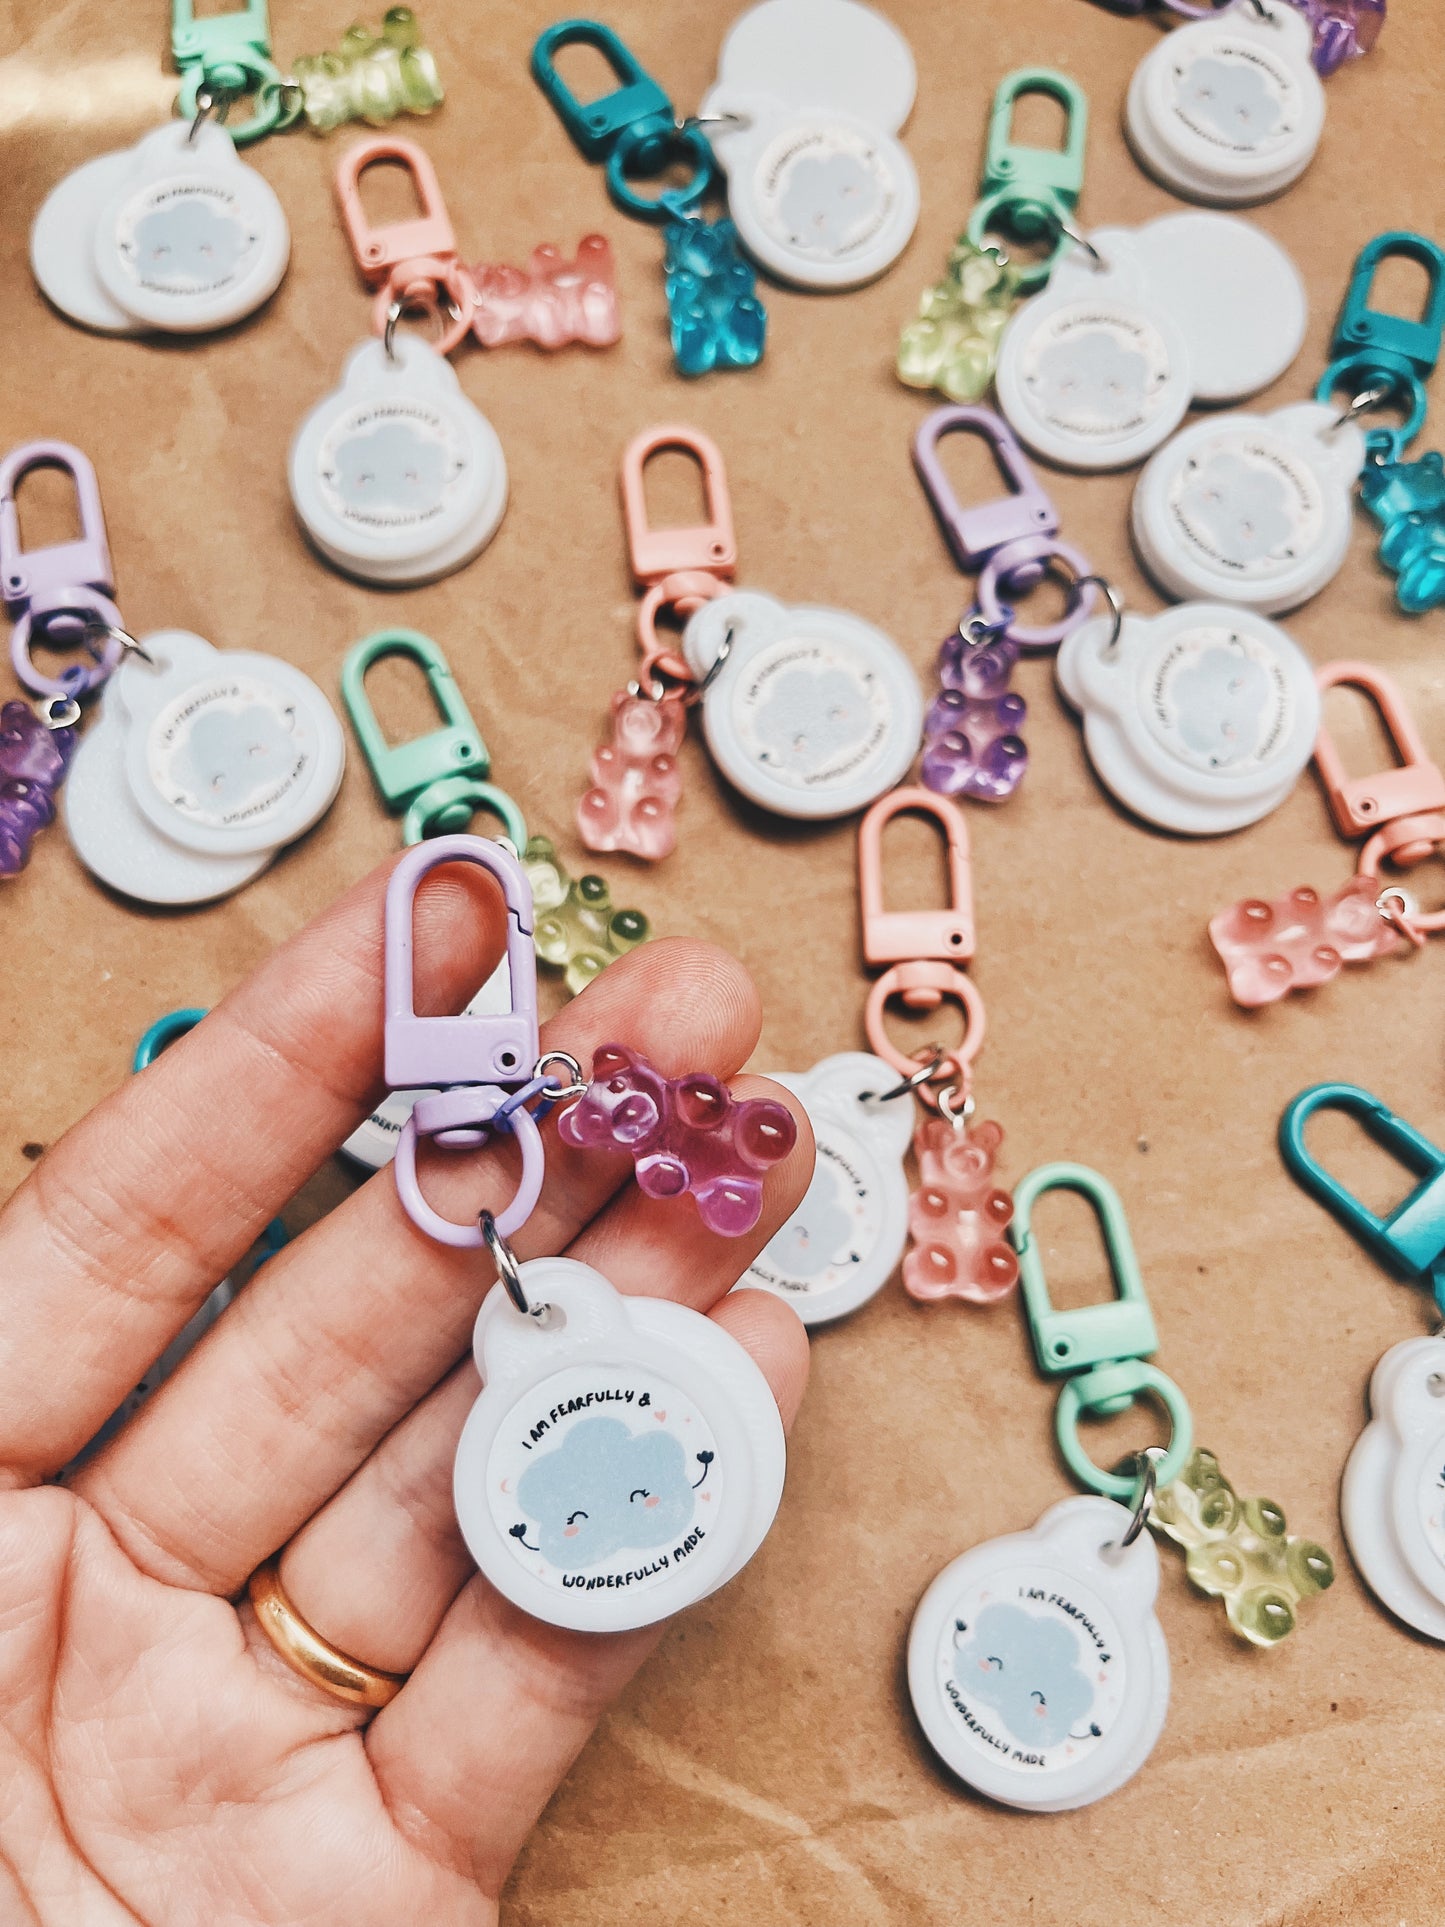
[[3, 2, 1445, 1922]]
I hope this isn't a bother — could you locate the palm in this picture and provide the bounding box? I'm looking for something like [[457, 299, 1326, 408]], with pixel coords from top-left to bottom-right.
[[0, 860, 809, 1923]]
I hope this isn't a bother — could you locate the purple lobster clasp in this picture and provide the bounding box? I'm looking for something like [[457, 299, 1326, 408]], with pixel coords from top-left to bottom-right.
[[1, 440, 125, 698]]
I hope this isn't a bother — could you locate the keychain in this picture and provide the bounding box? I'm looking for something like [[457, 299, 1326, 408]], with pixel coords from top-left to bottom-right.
[[380, 835, 795, 1631], [1055, 581, 1319, 836], [532, 21, 765, 376], [1316, 233, 1445, 617], [1281, 1084, 1445, 1640], [995, 211, 1306, 472], [911, 406, 1101, 801], [898, 69, 1087, 405], [1210, 662, 1441, 1004]]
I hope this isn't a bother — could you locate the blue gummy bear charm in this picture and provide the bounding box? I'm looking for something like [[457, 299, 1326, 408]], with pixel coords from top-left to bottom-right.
[[664, 215, 766, 377], [920, 628, 1028, 803], [1360, 450, 1445, 615]]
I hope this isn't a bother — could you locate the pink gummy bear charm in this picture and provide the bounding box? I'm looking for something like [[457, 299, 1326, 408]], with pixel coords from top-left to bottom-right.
[[471, 236, 620, 349], [558, 1043, 797, 1235], [1209, 878, 1402, 1008], [577, 691, 686, 861], [0, 700, 77, 877], [902, 1116, 1018, 1305]]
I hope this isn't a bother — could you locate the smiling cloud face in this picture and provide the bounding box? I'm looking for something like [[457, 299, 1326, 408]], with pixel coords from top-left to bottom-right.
[[1177, 56, 1283, 144], [754, 667, 870, 776], [1179, 453, 1295, 567], [330, 422, 451, 515], [516, 1416, 698, 1570], [1171, 642, 1272, 766], [132, 201, 249, 287], [175, 703, 295, 812], [777, 152, 883, 253], [953, 1602, 1095, 1750], [1034, 330, 1149, 428], [763, 1161, 853, 1279]]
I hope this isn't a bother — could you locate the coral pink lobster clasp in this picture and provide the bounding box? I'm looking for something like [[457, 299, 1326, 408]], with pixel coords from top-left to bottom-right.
[[337, 136, 474, 354], [859, 787, 975, 967], [1314, 662, 1445, 869], [864, 962, 986, 1099], [0, 440, 114, 616], [620, 426, 736, 587]]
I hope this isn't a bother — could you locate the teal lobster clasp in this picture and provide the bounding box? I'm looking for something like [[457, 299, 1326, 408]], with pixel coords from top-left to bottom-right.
[[1317, 233, 1445, 461], [1011, 1162, 1193, 1499], [172, 0, 297, 143], [341, 630, 526, 850], [966, 70, 1088, 293], [1280, 1084, 1445, 1311]]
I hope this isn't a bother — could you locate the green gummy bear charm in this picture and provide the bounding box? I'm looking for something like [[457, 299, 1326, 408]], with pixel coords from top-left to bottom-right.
[[897, 240, 1024, 404], [293, 7, 443, 131], [522, 836, 650, 998], [1151, 1449, 1334, 1646]]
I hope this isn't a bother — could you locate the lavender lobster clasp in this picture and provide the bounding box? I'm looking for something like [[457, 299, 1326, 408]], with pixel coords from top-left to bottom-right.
[[0, 441, 114, 615]]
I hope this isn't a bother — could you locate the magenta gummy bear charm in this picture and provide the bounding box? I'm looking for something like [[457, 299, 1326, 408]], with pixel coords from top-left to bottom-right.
[[577, 691, 687, 861], [1209, 878, 1403, 1008], [559, 1043, 797, 1235], [470, 235, 621, 350], [920, 619, 1028, 803], [0, 699, 77, 876], [902, 1115, 1018, 1305]]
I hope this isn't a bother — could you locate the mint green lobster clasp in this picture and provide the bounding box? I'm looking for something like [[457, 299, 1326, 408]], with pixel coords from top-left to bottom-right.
[[341, 630, 527, 850], [1011, 1162, 1193, 1500], [1280, 1084, 1445, 1313], [1317, 233, 1445, 462], [965, 70, 1088, 294], [172, 0, 297, 144]]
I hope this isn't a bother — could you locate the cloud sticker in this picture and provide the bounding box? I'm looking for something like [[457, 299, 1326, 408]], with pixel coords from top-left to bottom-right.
[[330, 422, 451, 514], [754, 667, 870, 776], [778, 152, 882, 253], [1034, 330, 1150, 428], [1180, 453, 1295, 567], [1177, 56, 1283, 145], [132, 201, 249, 287], [953, 1602, 1096, 1750], [763, 1160, 853, 1279], [515, 1415, 702, 1570], [1172, 642, 1271, 765], [175, 703, 296, 812]]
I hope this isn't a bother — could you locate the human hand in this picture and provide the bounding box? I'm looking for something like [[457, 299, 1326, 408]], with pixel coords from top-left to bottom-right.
[[0, 856, 812, 1924]]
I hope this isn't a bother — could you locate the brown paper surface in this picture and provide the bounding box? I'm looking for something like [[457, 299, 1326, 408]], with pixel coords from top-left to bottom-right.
[[3, 2, 1445, 1921]]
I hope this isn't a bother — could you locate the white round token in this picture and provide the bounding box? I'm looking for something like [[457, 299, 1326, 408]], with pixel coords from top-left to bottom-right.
[[1055, 601, 1321, 836], [683, 591, 923, 820], [453, 1259, 786, 1633], [1342, 1336, 1445, 1643], [1136, 212, 1306, 403], [712, 0, 916, 129], [92, 121, 289, 333], [1125, 4, 1324, 207], [737, 1054, 913, 1325], [289, 337, 509, 586], [908, 1497, 1169, 1812], [115, 631, 345, 858], [1133, 403, 1364, 613], [30, 149, 146, 335]]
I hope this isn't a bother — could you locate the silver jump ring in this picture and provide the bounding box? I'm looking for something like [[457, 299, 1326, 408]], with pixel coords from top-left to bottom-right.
[[958, 610, 1014, 648], [1070, 573, 1126, 657], [536, 1050, 588, 1102], [1119, 1448, 1162, 1549], [936, 1083, 976, 1134], [696, 622, 735, 694], [383, 299, 404, 362], [39, 694, 81, 730], [85, 619, 154, 668], [860, 1050, 946, 1105], [1331, 381, 1395, 432], [481, 1209, 538, 1319], [680, 111, 751, 133], [1060, 221, 1105, 270]]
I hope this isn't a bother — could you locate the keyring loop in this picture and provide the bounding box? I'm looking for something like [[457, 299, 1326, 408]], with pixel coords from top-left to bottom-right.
[[480, 1208, 538, 1318], [695, 622, 735, 695], [977, 542, 1098, 652], [957, 608, 1015, 648], [636, 571, 728, 689], [605, 120, 716, 223], [179, 56, 291, 146], [535, 1050, 588, 1101], [1316, 357, 1426, 457], [38, 694, 81, 730], [1071, 573, 1126, 658], [1117, 1448, 1162, 1549], [392, 1095, 545, 1246], [10, 592, 128, 698], [375, 261, 475, 359], [858, 1048, 946, 1104], [1060, 221, 1105, 270], [863, 964, 986, 1094], [1056, 1365, 1193, 1500], [965, 189, 1067, 294], [401, 776, 528, 851], [936, 1083, 976, 1133]]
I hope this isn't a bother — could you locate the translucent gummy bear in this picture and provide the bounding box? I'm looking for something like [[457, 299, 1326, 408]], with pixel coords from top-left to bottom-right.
[[471, 237, 620, 351], [293, 7, 443, 132], [1209, 878, 1401, 1007], [897, 240, 1025, 404], [1151, 1447, 1334, 1645], [521, 835, 649, 996], [577, 691, 686, 861], [1290, 0, 1385, 73], [664, 215, 767, 378], [902, 1115, 1018, 1305], [0, 700, 77, 877], [1360, 450, 1445, 616], [920, 628, 1028, 803], [558, 1043, 797, 1235]]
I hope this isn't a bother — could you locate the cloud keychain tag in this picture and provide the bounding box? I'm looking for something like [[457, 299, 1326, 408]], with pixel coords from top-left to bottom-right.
[[1342, 1336, 1445, 1643], [682, 590, 922, 819], [1133, 401, 1365, 613], [453, 1257, 787, 1633], [1056, 597, 1320, 834], [699, 0, 919, 289], [1125, 2, 1325, 206], [996, 212, 1305, 472], [737, 1053, 913, 1325]]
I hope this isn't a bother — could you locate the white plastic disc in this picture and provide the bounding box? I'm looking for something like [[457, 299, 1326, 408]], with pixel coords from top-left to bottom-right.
[[1342, 1336, 1445, 1643], [1133, 403, 1364, 613], [92, 121, 289, 333], [684, 591, 923, 820], [113, 631, 344, 858], [712, 0, 916, 130], [289, 337, 509, 586], [1125, 5, 1324, 207], [737, 1053, 912, 1325], [1136, 212, 1306, 403], [453, 1259, 786, 1633], [1055, 601, 1321, 836], [30, 149, 145, 335], [908, 1497, 1169, 1812]]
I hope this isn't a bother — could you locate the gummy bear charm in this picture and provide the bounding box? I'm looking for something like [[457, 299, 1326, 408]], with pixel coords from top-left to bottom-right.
[[0, 700, 77, 876], [903, 1115, 1018, 1305], [920, 627, 1028, 803], [522, 835, 649, 996], [471, 237, 620, 350], [897, 239, 1024, 404], [577, 690, 686, 861], [559, 1043, 798, 1235], [1360, 450, 1445, 616], [293, 7, 443, 132], [1292, 0, 1385, 74], [1151, 1447, 1334, 1645], [664, 215, 766, 378], [1209, 877, 1402, 1007]]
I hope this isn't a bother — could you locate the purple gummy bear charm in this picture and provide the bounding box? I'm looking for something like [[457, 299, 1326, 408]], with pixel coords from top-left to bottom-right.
[[920, 624, 1028, 803], [558, 1043, 797, 1235], [0, 699, 77, 876], [1291, 0, 1384, 74]]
